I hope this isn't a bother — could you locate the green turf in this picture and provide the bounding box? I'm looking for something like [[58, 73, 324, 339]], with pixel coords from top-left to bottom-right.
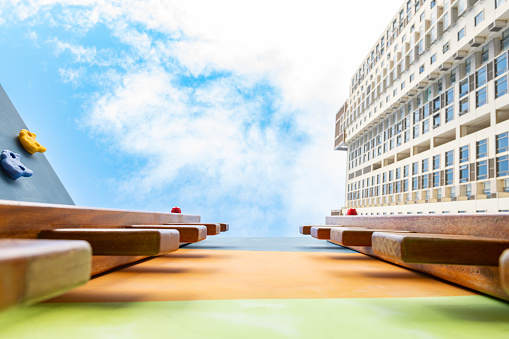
[[1, 296, 509, 339]]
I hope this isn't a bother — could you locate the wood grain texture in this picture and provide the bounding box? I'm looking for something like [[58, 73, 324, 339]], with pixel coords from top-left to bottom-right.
[[299, 225, 355, 235], [164, 223, 227, 233], [325, 214, 509, 239], [0, 239, 91, 311], [372, 232, 509, 266], [38, 229, 180, 256], [500, 249, 509, 295], [0, 200, 200, 274], [329, 228, 410, 247], [310, 227, 337, 240], [0, 199, 200, 239], [129, 225, 207, 243], [163, 223, 220, 236]]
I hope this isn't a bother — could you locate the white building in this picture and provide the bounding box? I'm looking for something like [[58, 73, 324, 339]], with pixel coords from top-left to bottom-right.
[[336, 0, 509, 215]]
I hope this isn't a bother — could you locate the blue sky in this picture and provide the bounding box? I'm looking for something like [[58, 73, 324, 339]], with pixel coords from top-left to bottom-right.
[[0, 0, 402, 236]]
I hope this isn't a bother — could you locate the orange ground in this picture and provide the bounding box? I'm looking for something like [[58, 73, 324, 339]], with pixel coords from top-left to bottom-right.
[[49, 248, 474, 303]]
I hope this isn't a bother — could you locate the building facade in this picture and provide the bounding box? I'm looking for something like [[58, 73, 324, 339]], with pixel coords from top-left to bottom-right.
[[336, 0, 509, 215]]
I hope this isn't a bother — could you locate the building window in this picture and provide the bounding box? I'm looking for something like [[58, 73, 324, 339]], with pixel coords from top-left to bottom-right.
[[497, 132, 508, 153], [433, 155, 440, 170], [433, 113, 440, 128], [413, 162, 419, 175], [481, 45, 489, 65], [458, 27, 465, 40], [503, 29, 509, 51], [497, 155, 509, 176], [465, 57, 471, 74], [431, 53, 437, 64], [404, 165, 409, 177], [460, 145, 469, 163], [422, 175, 429, 189], [459, 165, 469, 182], [410, 73, 415, 82], [413, 124, 419, 138], [419, 64, 425, 74], [451, 68, 457, 84], [477, 160, 488, 180], [404, 130, 410, 143], [433, 172, 440, 187], [396, 168, 401, 180], [422, 119, 429, 134], [477, 67, 486, 87], [477, 139, 488, 158], [459, 79, 469, 97], [475, 11, 484, 26], [422, 159, 429, 173], [446, 106, 454, 123], [446, 150, 454, 167], [459, 98, 469, 114], [446, 88, 454, 105], [496, 76, 507, 98], [466, 184, 472, 198], [483, 181, 491, 195], [389, 170, 393, 181], [443, 41, 450, 53], [496, 53, 507, 77], [423, 104, 430, 119], [496, 0, 507, 8], [476, 87, 487, 107], [433, 97, 441, 112], [412, 177, 418, 190], [446, 168, 453, 185]]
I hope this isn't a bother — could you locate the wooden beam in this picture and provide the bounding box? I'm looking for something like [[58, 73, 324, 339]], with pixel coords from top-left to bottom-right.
[[372, 232, 509, 266], [38, 229, 180, 256], [325, 214, 509, 240], [129, 225, 207, 243], [329, 227, 410, 247], [163, 224, 220, 236], [0, 239, 91, 311], [500, 249, 509, 295], [300, 225, 354, 235], [164, 223, 227, 233]]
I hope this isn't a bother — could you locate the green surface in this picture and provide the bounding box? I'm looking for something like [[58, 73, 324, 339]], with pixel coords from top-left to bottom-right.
[[1, 296, 509, 339]]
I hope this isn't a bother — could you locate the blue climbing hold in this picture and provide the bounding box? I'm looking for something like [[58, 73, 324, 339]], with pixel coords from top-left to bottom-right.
[[1, 150, 33, 180]]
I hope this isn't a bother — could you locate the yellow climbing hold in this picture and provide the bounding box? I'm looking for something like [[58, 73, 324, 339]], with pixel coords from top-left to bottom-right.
[[18, 129, 46, 154]]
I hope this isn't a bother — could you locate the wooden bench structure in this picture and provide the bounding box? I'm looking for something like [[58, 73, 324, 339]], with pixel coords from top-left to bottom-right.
[[0, 199, 228, 311], [301, 214, 509, 301]]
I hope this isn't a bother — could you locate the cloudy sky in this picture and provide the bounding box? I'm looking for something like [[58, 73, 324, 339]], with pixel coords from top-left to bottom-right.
[[0, 0, 402, 236]]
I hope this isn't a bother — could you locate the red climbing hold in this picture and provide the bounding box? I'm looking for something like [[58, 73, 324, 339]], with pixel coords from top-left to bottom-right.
[[171, 207, 181, 213], [346, 208, 358, 216]]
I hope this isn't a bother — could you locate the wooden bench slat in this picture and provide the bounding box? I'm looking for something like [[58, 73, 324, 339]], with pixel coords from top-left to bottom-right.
[[300, 225, 356, 235], [0, 239, 91, 311], [500, 249, 509, 295], [309, 226, 350, 240], [372, 232, 509, 266], [164, 223, 227, 233], [163, 223, 220, 235], [129, 225, 207, 243], [38, 229, 179, 256], [329, 227, 410, 247]]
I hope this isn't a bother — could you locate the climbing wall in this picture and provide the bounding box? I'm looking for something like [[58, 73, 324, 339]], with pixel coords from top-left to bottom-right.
[[0, 84, 74, 205]]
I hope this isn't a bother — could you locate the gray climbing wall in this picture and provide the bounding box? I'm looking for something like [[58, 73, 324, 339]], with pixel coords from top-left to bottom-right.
[[0, 84, 74, 205]]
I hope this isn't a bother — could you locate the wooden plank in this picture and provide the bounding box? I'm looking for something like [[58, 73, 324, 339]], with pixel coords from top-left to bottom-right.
[[372, 232, 509, 266], [163, 223, 220, 236], [38, 229, 180, 256], [164, 223, 226, 233], [0, 199, 200, 239], [500, 249, 509, 295], [325, 214, 509, 240], [300, 225, 354, 235], [0, 200, 200, 274], [0, 239, 91, 311], [329, 227, 410, 247], [128, 225, 207, 243], [309, 226, 353, 240]]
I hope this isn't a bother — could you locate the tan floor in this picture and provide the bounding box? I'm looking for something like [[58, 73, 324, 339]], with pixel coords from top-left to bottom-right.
[[48, 248, 474, 303]]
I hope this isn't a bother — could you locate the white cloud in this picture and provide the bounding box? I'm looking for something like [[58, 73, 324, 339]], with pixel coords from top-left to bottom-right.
[[1, 0, 403, 235]]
